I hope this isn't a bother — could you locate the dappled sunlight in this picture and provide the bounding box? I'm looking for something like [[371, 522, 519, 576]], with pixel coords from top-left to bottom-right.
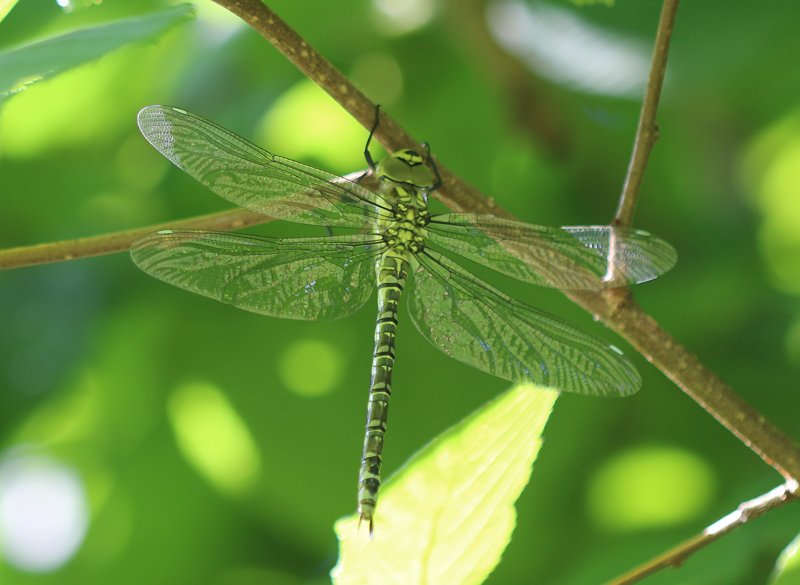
[[0, 43, 177, 159], [256, 79, 373, 174], [586, 445, 716, 532], [278, 338, 345, 397], [0, 449, 89, 573], [195, 0, 246, 46], [167, 381, 262, 496], [487, 0, 650, 98]]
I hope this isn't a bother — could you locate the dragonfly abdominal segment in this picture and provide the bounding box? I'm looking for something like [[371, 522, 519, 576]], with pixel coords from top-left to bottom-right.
[[131, 105, 677, 533], [358, 249, 411, 535], [357, 149, 436, 535]]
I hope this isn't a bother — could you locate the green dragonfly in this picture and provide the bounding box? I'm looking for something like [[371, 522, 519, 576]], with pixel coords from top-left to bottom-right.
[[131, 105, 677, 535]]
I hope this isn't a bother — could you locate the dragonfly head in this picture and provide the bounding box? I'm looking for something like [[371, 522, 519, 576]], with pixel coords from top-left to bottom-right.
[[377, 149, 436, 191]]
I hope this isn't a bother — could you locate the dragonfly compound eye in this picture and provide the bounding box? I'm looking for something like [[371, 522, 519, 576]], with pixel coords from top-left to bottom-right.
[[131, 105, 677, 534]]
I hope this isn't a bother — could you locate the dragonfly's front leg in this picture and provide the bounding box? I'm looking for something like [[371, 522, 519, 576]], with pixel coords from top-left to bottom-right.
[[357, 250, 410, 537]]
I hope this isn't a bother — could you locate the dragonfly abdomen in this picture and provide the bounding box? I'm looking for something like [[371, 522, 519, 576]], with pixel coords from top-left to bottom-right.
[[357, 249, 411, 536]]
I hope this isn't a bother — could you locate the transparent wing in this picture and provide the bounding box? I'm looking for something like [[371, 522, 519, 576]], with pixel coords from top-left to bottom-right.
[[131, 230, 385, 321], [137, 106, 391, 229], [408, 249, 641, 396], [425, 214, 677, 290]]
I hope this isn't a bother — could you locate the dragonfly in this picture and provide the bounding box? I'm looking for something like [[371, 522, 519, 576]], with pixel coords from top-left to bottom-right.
[[131, 105, 677, 535]]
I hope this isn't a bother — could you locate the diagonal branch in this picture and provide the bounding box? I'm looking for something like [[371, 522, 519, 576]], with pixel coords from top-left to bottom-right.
[[208, 3, 800, 482], [214, 0, 800, 503], [1, 0, 798, 521], [602, 483, 798, 585], [569, 289, 800, 483], [0, 208, 267, 270], [212, 0, 499, 217]]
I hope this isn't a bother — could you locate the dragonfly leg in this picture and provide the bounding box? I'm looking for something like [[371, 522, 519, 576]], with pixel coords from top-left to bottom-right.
[[420, 142, 442, 192], [364, 104, 382, 173]]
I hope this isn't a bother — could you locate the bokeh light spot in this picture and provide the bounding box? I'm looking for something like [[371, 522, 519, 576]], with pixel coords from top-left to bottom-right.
[[0, 450, 89, 573], [167, 382, 261, 496], [756, 139, 800, 294], [278, 339, 344, 397], [487, 0, 650, 98], [350, 53, 404, 106], [371, 0, 436, 36], [257, 79, 371, 174], [586, 445, 716, 532], [742, 110, 800, 295]]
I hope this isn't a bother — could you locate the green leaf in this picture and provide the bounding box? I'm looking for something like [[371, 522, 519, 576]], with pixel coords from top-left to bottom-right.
[[332, 384, 558, 585], [0, 4, 195, 98], [0, 0, 20, 24], [771, 533, 800, 584]]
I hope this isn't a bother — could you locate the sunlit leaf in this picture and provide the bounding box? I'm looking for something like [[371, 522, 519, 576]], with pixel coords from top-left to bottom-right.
[[771, 532, 800, 584], [332, 384, 558, 585], [0, 0, 20, 24], [0, 4, 195, 99]]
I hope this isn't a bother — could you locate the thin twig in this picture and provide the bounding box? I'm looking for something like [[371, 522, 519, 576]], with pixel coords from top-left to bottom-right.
[[602, 484, 798, 585], [615, 0, 680, 227], [209, 0, 800, 486], [2, 0, 799, 538], [211, 0, 800, 493], [0, 208, 267, 270]]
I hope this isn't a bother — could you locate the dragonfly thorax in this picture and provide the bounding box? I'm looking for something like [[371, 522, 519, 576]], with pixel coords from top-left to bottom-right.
[[382, 199, 428, 253], [376, 149, 435, 190], [374, 150, 433, 255]]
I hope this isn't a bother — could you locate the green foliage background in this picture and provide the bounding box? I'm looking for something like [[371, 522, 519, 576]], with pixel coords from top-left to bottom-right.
[[1, 0, 800, 583]]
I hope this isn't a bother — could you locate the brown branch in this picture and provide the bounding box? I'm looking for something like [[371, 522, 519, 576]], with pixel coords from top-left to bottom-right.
[[2, 1, 799, 563], [0, 208, 267, 270], [615, 0, 680, 227], [602, 483, 798, 585], [214, 0, 800, 488], [569, 289, 800, 483], [224, 3, 800, 582], [211, 0, 501, 217], [215, 0, 800, 516]]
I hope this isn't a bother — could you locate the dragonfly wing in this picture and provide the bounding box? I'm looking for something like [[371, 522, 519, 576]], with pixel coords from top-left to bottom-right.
[[137, 106, 390, 229], [408, 249, 641, 396], [131, 231, 383, 321], [426, 214, 677, 290]]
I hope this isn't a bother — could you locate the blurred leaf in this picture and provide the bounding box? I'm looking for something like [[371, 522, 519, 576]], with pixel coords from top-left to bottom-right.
[[0, 4, 195, 99], [586, 445, 716, 532], [167, 380, 262, 496], [0, 0, 20, 24], [332, 384, 558, 585], [772, 533, 800, 584]]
